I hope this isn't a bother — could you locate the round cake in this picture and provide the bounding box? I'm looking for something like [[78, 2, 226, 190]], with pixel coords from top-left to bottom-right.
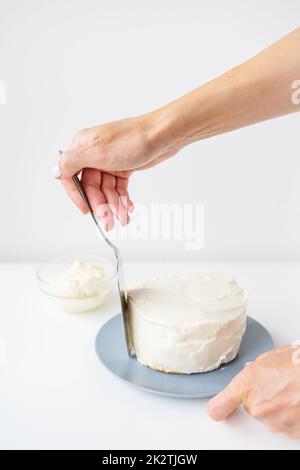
[[128, 272, 247, 374]]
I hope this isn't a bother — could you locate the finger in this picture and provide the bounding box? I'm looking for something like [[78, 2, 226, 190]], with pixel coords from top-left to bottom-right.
[[61, 177, 89, 215], [252, 386, 300, 419], [250, 400, 287, 419], [287, 429, 300, 440], [256, 345, 290, 364], [116, 177, 134, 213], [255, 350, 277, 362], [81, 169, 114, 231], [208, 372, 247, 421], [263, 409, 300, 433], [101, 173, 129, 226], [264, 422, 283, 433]]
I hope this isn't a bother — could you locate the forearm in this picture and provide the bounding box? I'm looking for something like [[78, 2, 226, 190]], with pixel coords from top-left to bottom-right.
[[57, 29, 300, 183], [149, 28, 300, 154]]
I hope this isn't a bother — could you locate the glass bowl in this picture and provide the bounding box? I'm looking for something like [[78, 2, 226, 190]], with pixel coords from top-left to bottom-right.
[[36, 255, 117, 312]]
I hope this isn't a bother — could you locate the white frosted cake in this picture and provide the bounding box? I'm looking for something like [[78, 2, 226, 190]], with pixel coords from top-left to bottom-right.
[[128, 273, 247, 374]]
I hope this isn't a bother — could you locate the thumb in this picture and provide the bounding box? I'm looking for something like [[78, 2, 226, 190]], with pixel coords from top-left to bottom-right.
[[208, 374, 246, 421], [54, 144, 103, 178]]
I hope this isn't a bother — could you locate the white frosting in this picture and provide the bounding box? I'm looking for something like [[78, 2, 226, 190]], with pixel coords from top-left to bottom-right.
[[52, 260, 107, 297], [129, 272, 247, 374], [48, 260, 108, 312]]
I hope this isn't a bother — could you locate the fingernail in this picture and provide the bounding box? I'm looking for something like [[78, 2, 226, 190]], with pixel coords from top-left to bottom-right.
[[81, 206, 89, 215], [51, 164, 61, 179], [129, 205, 135, 213]]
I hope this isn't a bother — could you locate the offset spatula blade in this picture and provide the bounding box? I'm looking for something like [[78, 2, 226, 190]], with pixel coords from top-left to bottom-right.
[[115, 252, 135, 357], [71, 173, 135, 357]]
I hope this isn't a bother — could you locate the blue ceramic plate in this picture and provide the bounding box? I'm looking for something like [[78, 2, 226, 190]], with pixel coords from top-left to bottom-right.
[[95, 314, 274, 398]]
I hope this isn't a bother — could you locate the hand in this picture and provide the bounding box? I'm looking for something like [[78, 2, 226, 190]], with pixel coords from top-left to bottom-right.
[[53, 29, 300, 230], [208, 345, 300, 439], [53, 114, 179, 229]]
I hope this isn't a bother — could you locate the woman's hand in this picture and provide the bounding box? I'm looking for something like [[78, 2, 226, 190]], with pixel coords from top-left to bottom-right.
[[53, 114, 180, 229], [208, 345, 300, 439], [53, 29, 300, 229]]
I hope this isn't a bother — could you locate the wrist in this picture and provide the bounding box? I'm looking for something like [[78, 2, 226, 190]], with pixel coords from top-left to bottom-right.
[[143, 85, 220, 157], [143, 104, 188, 159]]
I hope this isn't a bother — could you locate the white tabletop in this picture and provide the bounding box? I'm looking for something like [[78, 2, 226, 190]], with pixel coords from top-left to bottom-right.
[[0, 261, 300, 450]]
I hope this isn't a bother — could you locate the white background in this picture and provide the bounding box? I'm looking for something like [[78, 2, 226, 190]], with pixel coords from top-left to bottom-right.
[[0, 0, 300, 263]]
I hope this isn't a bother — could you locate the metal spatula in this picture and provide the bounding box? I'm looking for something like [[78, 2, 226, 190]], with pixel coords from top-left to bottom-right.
[[71, 173, 135, 357]]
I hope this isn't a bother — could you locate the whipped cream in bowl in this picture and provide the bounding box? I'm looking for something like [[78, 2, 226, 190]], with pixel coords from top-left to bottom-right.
[[37, 256, 117, 312]]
